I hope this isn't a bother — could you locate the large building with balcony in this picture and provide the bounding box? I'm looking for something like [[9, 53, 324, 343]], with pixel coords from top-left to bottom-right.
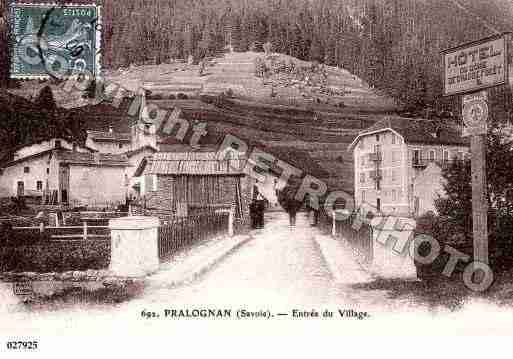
[[349, 117, 470, 218]]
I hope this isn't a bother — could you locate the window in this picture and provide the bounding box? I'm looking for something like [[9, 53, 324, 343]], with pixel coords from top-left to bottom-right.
[[17, 181, 24, 197], [391, 169, 397, 183], [119, 143, 123, 149], [392, 150, 399, 163], [376, 134, 380, 142], [360, 172, 366, 184], [46, 168, 50, 174], [374, 144, 381, 154], [152, 174, 158, 191], [24, 166, 30, 173], [412, 149, 421, 165], [443, 150, 449, 162], [429, 150, 435, 162], [458, 151, 464, 161], [146, 175, 154, 192], [392, 189, 397, 201], [361, 190, 366, 202], [55, 140, 61, 148], [377, 198, 381, 212], [392, 134, 396, 144], [36, 181, 43, 191], [376, 179, 381, 191]]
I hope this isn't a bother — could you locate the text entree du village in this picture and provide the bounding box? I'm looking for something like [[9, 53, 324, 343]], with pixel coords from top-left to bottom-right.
[[141, 308, 370, 320]]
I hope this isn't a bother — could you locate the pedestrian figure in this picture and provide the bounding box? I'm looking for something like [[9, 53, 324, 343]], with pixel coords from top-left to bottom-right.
[[289, 209, 297, 227], [276, 185, 303, 228]]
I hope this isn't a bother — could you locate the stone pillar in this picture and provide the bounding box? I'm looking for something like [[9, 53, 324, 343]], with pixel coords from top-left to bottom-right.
[[216, 208, 235, 237], [228, 209, 234, 237], [332, 211, 339, 237], [109, 216, 160, 277]]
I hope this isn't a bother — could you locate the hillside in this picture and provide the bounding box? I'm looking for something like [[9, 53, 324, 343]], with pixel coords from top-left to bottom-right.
[[105, 51, 397, 193], [106, 51, 396, 113]]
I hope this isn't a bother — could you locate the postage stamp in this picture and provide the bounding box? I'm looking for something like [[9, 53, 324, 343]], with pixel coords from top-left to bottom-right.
[[9, 2, 101, 79]]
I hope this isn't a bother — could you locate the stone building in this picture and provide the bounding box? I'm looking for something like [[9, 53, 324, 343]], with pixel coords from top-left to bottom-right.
[[0, 138, 129, 206], [134, 152, 253, 218], [349, 117, 470, 218]]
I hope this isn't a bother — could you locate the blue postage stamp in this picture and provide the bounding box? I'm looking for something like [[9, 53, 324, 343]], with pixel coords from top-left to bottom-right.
[[9, 2, 101, 79]]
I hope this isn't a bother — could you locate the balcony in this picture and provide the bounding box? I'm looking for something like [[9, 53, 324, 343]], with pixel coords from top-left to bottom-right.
[[412, 159, 428, 168], [368, 152, 382, 162], [369, 169, 383, 180]]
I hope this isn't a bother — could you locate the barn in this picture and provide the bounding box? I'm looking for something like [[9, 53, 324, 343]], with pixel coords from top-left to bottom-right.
[[134, 152, 253, 218]]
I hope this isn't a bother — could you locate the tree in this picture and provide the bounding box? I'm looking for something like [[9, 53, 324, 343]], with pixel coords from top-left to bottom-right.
[[83, 79, 105, 100], [198, 24, 214, 58], [435, 130, 513, 252], [231, 18, 243, 52], [0, 12, 9, 88], [263, 41, 273, 55], [308, 36, 323, 63], [184, 24, 195, 58], [35, 86, 57, 113], [254, 56, 267, 78]]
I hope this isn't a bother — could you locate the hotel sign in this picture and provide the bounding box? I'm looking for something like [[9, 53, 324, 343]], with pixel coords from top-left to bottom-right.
[[442, 33, 509, 96]]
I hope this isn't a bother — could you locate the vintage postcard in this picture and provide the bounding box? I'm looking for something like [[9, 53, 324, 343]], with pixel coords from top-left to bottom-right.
[[1, 0, 513, 356]]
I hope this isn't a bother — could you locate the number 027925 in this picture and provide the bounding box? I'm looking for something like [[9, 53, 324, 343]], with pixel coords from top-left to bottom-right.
[[6, 341, 39, 350]]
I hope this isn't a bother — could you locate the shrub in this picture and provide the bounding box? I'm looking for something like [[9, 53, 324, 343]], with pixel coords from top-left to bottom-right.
[[149, 93, 164, 100], [271, 59, 288, 74], [263, 42, 273, 55], [225, 88, 235, 98], [168, 94, 176, 100], [249, 41, 263, 52], [177, 93, 188, 100], [254, 57, 268, 78], [414, 212, 470, 280]]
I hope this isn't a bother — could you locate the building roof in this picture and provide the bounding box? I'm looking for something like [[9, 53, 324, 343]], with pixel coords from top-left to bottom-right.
[[349, 117, 469, 150], [124, 145, 159, 157], [87, 130, 131, 142], [2, 149, 55, 168], [56, 151, 129, 167], [138, 152, 246, 176]]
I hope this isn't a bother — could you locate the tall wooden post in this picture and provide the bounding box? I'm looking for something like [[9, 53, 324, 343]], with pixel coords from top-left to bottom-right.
[[442, 33, 509, 267], [462, 91, 489, 264], [471, 134, 488, 264]]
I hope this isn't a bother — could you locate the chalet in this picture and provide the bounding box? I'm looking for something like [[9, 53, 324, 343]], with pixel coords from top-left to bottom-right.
[[349, 117, 470, 218], [134, 152, 254, 218]]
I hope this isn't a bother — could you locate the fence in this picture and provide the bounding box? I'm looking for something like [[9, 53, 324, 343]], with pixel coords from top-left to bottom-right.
[[158, 212, 229, 261], [10, 222, 110, 241], [318, 211, 374, 265]]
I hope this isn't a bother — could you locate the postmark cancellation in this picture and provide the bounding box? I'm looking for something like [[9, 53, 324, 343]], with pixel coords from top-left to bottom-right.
[[9, 1, 101, 80]]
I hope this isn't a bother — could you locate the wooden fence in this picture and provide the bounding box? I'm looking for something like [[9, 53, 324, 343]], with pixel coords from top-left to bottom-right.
[[318, 211, 374, 264], [158, 212, 229, 261], [11, 222, 110, 241]]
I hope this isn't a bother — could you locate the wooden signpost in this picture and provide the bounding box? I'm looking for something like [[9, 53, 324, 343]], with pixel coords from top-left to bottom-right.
[[442, 33, 511, 265]]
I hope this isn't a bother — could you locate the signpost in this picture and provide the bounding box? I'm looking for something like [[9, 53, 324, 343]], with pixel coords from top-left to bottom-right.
[[442, 33, 511, 265]]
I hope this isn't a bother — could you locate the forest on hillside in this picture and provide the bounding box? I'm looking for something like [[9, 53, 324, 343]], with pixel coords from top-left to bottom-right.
[[1, 0, 513, 116]]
